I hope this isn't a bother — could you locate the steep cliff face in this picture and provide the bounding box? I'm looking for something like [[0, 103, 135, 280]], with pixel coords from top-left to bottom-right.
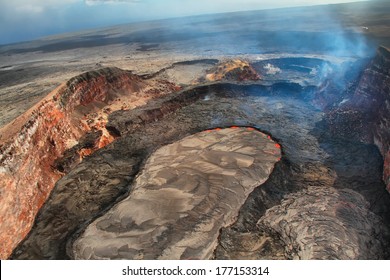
[[369, 48, 390, 192], [0, 67, 178, 259], [326, 47, 390, 192]]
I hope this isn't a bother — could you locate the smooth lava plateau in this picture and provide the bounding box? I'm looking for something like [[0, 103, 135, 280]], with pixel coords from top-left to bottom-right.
[[72, 127, 281, 260]]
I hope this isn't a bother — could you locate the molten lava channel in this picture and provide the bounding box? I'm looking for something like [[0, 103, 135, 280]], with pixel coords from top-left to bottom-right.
[[72, 127, 281, 259]]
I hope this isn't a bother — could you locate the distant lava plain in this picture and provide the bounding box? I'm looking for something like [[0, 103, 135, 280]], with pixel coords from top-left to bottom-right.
[[1, 1, 390, 259]]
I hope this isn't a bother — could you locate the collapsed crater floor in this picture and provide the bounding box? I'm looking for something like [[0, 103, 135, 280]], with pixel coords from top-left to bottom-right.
[[11, 80, 390, 260]]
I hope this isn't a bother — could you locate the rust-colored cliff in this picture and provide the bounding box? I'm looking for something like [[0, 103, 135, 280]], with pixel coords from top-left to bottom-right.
[[0, 67, 178, 259]]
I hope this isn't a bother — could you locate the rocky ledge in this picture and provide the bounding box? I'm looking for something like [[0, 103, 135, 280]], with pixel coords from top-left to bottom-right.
[[0, 67, 179, 259]]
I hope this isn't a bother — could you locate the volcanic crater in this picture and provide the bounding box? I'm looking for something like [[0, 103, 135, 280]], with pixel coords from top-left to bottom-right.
[[2, 2, 390, 259], [0, 49, 388, 260]]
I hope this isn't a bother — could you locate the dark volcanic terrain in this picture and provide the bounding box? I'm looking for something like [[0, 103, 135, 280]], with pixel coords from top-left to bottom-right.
[[1, 1, 390, 260]]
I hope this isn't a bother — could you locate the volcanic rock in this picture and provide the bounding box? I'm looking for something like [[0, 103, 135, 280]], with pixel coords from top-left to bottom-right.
[[11, 75, 390, 260], [0, 67, 178, 259], [257, 186, 386, 259], [201, 59, 260, 82], [72, 127, 280, 259], [326, 46, 390, 192]]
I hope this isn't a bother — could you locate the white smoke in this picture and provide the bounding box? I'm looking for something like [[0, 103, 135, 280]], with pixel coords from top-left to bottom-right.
[[264, 63, 282, 75]]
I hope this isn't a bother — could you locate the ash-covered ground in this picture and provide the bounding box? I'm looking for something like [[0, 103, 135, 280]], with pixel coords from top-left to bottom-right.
[[1, 1, 390, 260]]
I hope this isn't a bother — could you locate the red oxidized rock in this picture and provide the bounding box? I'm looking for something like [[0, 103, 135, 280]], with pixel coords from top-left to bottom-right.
[[0, 67, 177, 259]]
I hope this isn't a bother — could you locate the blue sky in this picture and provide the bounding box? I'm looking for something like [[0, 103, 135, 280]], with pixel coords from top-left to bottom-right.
[[0, 0, 370, 45]]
